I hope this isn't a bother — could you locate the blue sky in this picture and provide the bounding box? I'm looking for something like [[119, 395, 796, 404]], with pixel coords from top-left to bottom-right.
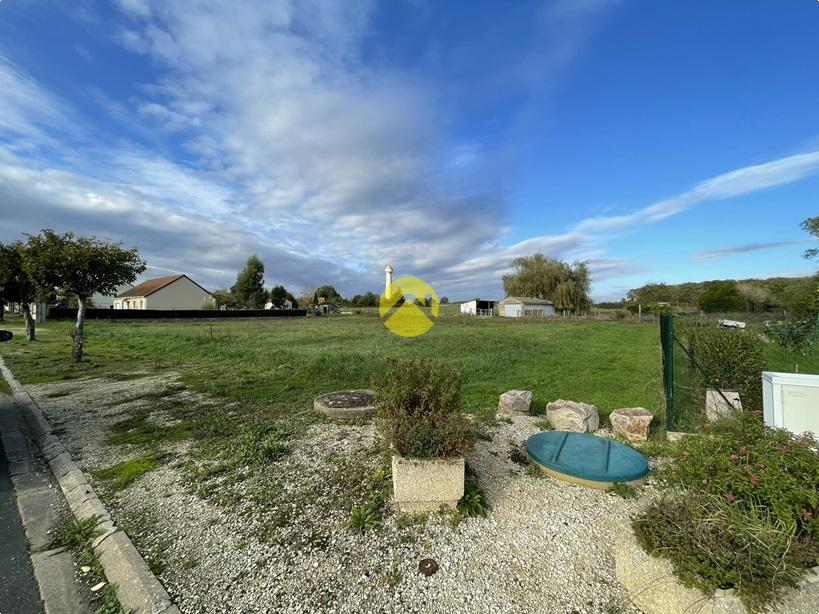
[[0, 1, 817, 301]]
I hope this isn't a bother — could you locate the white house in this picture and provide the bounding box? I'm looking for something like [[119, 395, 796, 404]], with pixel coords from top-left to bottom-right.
[[460, 299, 496, 316], [92, 283, 133, 309], [498, 296, 555, 318], [264, 298, 293, 310], [113, 274, 213, 310]]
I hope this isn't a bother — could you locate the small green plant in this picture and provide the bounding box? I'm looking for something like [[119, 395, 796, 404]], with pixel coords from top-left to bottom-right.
[[94, 583, 127, 614], [526, 464, 545, 479], [57, 515, 104, 550], [347, 505, 380, 533], [457, 481, 489, 518], [373, 359, 474, 459], [236, 424, 289, 465], [608, 482, 638, 499], [533, 419, 552, 431], [181, 557, 199, 570]]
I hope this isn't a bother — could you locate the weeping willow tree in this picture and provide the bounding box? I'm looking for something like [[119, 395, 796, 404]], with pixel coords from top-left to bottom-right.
[[502, 253, 591, 315]]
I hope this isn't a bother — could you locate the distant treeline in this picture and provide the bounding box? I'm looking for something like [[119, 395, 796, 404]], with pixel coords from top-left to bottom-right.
[[604, 276, 818, 317]]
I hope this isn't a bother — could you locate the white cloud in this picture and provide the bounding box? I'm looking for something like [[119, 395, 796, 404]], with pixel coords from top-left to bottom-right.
[[2, 2, 818, 302]]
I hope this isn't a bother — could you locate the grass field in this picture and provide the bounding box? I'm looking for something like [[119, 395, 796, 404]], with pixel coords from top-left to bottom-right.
[[1, 313, 815, 425], [0, 313, 665, 422]]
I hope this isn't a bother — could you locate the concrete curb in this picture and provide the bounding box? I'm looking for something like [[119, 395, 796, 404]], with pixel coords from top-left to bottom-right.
[[0, 356, 180, 614]]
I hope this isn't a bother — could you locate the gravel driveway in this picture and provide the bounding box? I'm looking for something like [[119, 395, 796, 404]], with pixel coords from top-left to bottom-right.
[[28, 376, 649, 613]]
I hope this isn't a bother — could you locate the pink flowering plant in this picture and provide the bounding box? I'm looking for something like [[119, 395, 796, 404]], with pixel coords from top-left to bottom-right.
[[661, 411, 819, 536], [634, 412, 819, 611]]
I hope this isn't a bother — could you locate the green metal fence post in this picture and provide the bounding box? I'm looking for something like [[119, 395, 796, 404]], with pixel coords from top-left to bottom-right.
[[660, 312, 674, 430]]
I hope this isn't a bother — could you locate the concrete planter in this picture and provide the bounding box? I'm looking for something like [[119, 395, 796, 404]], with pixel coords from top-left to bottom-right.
[[391, 455, 464, 513], [615, 525, 819, 614]]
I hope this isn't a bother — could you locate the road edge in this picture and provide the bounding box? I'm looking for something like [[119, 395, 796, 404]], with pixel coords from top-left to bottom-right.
[[0, 355, 180, 614]]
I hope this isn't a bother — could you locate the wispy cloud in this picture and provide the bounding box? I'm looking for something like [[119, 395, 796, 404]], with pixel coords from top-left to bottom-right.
[[695, 239, 814, 261], [575, 151, 819, 233]]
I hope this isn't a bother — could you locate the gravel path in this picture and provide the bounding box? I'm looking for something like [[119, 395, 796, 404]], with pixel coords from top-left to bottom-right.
[[28, 377, 651, 613]]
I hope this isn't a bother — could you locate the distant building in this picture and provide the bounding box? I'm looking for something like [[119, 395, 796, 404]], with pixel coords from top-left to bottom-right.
[[114, 274, 213, 310], [498, 296, 555, 318], [460, 299, 496, 317], [92, 283, 133, 309], [265, 298, 293, 310]]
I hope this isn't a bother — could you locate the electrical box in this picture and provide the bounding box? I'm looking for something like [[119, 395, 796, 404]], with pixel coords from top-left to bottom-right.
[[762, 372, 819, 437]]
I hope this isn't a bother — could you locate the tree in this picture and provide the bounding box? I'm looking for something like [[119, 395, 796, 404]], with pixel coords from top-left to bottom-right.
[[736, 282, 771, 312], [232, 255, 267, 309], [502, 254, 591, 315], [697, 281, 745, 313], [779, 276, 819, 320], [0, 242, 39, 340], [268, 285, 296, 309], [24, 230, 145, 362], [440, 296, 450, 304], [802, 216, 819, 260], [314, 285, 342, 304], [211, 288, 235, 309]]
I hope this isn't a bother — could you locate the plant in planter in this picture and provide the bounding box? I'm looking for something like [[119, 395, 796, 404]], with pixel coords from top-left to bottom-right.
[[373, 359, 474, 512]]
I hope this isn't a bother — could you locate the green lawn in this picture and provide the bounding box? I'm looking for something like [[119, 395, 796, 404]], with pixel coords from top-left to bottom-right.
[[0, 313, 664, 421], [2, 312, 814, 433]]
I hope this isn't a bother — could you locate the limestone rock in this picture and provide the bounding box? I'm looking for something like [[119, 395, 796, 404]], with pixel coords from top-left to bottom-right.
[[705, 389, 741, 422], [498, 390, 533, 414], [609, 408, 653, 442], [545, 400, 599, 433]]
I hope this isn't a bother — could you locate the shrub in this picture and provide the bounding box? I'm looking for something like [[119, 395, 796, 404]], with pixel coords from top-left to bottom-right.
[[373, 359, 474, 459], [697, 280, 746, 312], [634, 493, 819, 612], [766, 319, 815, 354], [684, 325, 765, 409], [659, 412, 819, 536]]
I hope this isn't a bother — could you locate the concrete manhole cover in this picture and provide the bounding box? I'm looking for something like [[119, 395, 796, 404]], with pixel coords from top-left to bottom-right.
[[313, 389, 375, 420]]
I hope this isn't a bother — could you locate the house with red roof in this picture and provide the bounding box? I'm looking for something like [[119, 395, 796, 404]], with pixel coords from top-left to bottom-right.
[[113, 274, 213, 310]]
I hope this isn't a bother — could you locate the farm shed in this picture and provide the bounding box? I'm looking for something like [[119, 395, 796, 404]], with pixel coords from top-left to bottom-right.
[[498, 296, 555, 318], [460, 299, 496, 316], [114, 274, 213, 310]]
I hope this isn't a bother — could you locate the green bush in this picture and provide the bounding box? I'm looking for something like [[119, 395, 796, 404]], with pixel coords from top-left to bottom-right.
[[634, 492, 819, 612], [373, 359, 474, 459], [766, 319, 815, 354], [697, 280, 746, 313], [684, 325, 765, 409], [660, 412, 819, 536]]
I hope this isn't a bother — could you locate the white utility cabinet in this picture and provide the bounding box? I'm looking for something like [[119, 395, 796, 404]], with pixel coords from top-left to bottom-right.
[[761, 371, 819, 436]]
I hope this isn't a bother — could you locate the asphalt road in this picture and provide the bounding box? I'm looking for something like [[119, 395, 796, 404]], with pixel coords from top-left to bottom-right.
[[0, 438, 43, 614]]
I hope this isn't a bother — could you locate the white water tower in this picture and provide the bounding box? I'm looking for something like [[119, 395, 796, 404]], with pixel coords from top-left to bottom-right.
[[384, 265, 394, 298]]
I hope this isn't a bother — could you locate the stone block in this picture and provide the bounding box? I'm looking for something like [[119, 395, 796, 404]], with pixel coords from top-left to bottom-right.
[[498, 390, 533, 414], [546, 399, 599, 432], [610, 408, 653, 442], [391, 455, 464, 513], [705, 389, 741, 422]]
